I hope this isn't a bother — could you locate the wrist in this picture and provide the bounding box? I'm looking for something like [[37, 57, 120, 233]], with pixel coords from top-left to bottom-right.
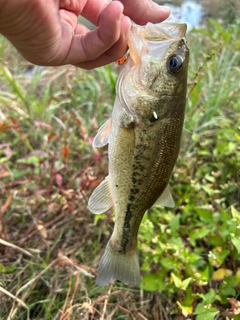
[[0, 1, 13, 35], [0, 0, 28, 36]]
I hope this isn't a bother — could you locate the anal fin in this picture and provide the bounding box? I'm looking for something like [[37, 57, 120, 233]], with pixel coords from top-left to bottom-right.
[[153, 184, 175, 208], [88, 176, 113, 214]]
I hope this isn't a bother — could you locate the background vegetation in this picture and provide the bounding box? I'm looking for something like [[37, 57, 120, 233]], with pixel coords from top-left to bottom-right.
[[0, 11, 240, 320]]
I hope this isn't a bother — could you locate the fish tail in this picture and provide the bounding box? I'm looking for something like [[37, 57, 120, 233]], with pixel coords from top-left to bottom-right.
[[96, 240, 140, 286]]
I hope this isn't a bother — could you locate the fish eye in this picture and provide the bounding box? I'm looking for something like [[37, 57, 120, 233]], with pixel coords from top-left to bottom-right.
[[167, 55, 183, 74]]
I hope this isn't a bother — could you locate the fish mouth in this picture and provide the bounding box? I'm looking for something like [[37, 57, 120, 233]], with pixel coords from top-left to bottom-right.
[[128, 22, 188, 65], [131, 21, 187, 40]]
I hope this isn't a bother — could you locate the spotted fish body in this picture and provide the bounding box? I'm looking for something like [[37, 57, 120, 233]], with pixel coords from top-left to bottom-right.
[[88, 22, 189, 286]]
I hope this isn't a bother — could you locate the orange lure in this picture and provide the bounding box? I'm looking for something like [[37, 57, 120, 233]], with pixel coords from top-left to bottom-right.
[[115, 55, 127, 65]]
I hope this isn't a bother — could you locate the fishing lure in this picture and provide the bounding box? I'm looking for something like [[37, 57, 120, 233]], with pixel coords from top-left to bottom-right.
[[115, 55, 127, 65]]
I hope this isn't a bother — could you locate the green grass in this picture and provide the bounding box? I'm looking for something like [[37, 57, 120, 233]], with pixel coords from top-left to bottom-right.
[[0, 18, 240, 320]]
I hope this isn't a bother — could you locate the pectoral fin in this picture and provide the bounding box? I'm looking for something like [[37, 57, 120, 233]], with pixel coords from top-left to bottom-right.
[[88, 176, 113, 214], [92, 118, 112, 148], [153, 184, 175, 208]]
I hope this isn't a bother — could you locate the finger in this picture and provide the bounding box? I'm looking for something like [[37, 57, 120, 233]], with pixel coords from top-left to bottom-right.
[[117, 0, 171, 24], [75, 15, 130, 69], [59, 0, 82, 16], [62, 2, 130, 66], [59, 8, 78, 30], [81, 0, 107, 26]]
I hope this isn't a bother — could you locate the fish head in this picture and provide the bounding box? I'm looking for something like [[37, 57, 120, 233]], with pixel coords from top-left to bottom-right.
[[119, 22, 189, 116]]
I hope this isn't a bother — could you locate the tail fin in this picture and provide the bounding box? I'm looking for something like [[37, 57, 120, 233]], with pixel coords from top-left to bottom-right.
[[96, 240, 140, 286]]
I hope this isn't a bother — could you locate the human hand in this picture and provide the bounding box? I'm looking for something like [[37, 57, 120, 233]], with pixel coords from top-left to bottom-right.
[[0, 0, 170, 69]]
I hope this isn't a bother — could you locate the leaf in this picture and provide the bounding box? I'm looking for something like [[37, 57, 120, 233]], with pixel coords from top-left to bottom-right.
[[236, 269, 240, 282], [48, 132, 56, 141], [182, 277, 192, 290], [177, 301, 193, 317], [231, 206, 240, 221], [212, 268, 233, 281], [0, 263, 17, 274], [190, 227, 211, 246], [231, 237, 240, 254], [0, 171, 11, 178], [17, 155, 39, 166], [171, 273, 182, 288], [171, 273, 192, 290], [62, 145, 70, 159], [56, 174, 63, 188], [0, 121, 15, 132], [93, 214, 105, 225], [195, 288, 220, 305], [195, 311, 219, 320], [161, 257, 177, 269], [196, 208, 213, 223], [141, 274, 166, 291]]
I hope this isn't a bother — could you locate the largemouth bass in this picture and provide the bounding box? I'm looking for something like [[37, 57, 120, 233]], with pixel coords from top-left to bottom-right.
[[88, 22, 189, 286]]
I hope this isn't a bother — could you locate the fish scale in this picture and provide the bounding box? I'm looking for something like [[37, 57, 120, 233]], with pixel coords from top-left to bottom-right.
[[88, 21, 189, 286]]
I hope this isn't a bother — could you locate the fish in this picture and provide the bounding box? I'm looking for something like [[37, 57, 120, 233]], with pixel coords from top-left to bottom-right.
[[88, 21, 189, 286]]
